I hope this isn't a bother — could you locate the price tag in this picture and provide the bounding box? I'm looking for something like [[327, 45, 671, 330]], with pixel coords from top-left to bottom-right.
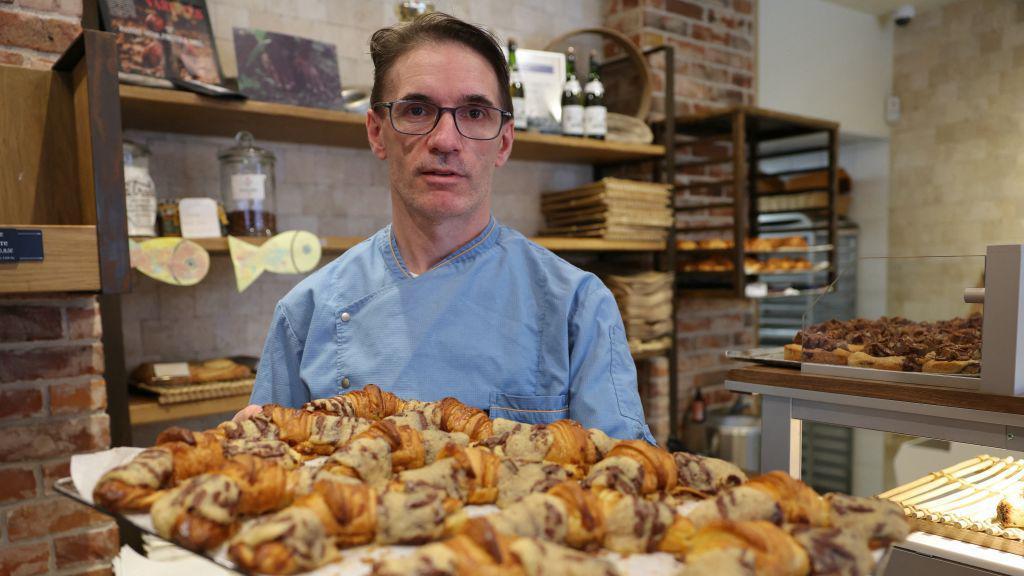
[[179, 198, 222, 239], [153, 362, 190, 379], [0, 229, 43, 263]]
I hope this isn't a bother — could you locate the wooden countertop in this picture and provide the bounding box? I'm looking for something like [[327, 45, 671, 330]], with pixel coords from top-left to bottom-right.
[[727, 365, 1024, 416]]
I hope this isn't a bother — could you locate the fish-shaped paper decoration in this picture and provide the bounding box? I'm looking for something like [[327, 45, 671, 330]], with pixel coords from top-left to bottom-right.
[[228, 231, 322, 292], [129, 237, 210, 286]]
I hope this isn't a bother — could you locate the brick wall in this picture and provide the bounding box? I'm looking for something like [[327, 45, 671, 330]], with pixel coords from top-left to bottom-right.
[[1, 2, 118, 573], [0, 296, 116, 576], [0, 0, 82, 69], [604, 0, 758, 440]]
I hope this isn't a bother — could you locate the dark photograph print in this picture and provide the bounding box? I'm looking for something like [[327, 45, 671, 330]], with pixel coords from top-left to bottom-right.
[[100, 0, 222, 85], [233, 28, 344, 110]]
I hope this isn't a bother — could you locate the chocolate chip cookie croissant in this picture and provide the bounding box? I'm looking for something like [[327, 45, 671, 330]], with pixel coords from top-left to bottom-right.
[[92, 447, 173, 512], [684, 520, 810, 576], [305, 383, 405, 419], [228, 506, 338, 574], [584, 439, 677, 496], [373, 520, 622, 576], [687, 471, 829, 529], [481, 418, 598, 476], [262, 404, 371, 456], [150, 473, 241, 552]]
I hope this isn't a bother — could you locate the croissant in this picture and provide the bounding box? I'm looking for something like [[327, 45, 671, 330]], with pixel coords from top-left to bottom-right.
[[218, 455, 295, 515], [585, 440, 677, 496], [221, 438, 303, 469], [150, 473, 240, 552], [747, 472, 830, 526], [92, 447, 173, 512], [787, 525, 873, 576], [155, 427, 226, 485], [825, 493, 910, 545], [439, 397, 493, 441], [482, 419, 598, 476], [263, 405, 370, 456], [217, 411, 280, 441], [357, 419, 427, 472], [687, 472, 828, 529], [671, 451, 747, 495], [684, 520, 810, 576], [460, 480, 692, 555], [305, 383, 405, 419], [495, 458, 571, 508], [228, 506, 337, 574], [373, 521, 622, 576], [294, 477, 380, 547]]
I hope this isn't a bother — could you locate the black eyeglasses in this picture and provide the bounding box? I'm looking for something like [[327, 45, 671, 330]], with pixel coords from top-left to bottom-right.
[[373, 99, 512, 141]]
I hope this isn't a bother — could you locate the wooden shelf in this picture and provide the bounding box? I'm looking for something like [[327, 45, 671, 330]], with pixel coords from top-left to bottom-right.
[[172, 235, 665, 254], [129, 392, 250, 425], [0, 226, 100, 293], [119, 85, 665, 165]]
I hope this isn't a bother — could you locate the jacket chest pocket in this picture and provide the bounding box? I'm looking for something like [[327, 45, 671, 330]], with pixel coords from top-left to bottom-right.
[[489, 392, 568, 425]]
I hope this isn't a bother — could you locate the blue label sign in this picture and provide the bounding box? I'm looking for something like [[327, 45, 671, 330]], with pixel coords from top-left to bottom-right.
[[0, 229, 44, 263]]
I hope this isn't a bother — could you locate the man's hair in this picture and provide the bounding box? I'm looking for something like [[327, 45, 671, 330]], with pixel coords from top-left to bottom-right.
[[369, 12, 512, 114]]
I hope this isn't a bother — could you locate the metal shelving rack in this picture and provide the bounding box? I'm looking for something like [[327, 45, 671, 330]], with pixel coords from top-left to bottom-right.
[[671, 107, 840, 300]]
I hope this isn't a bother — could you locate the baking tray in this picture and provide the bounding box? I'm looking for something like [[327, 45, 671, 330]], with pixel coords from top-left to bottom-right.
[[801, 362, 981, 391], [725, 346, 801, 369], [54, 477, 248, 574], [879, 456, 1024, 556]]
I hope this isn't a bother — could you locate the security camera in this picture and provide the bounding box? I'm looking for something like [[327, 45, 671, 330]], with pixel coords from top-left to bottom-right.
[[893, 4, 916, 27]]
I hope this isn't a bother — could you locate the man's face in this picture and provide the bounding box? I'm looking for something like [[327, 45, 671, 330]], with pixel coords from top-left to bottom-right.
[[367, 41, 514, 224]]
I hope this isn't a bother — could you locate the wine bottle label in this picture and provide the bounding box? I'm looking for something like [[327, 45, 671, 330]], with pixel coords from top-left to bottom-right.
[[512, 96, 527, 129], [562, 104, 584, 136], [124, 165, 157, 237], [584, 105, 607, 137], [231, 173, 267, 202]]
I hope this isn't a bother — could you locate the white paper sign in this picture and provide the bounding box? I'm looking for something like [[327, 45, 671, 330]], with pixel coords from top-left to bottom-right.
[[152, 362, 190, 379], [231, 174, 266, 202], [516, 48, 566, 133], [179, 198, 222, 239]]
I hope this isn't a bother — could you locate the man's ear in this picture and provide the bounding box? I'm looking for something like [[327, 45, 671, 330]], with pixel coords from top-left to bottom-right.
[[366, 109, 388, 159], [493, 121, 514, 167]]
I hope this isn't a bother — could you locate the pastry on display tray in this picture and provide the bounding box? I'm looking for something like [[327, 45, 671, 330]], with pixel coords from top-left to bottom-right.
[[785, 315, 982, 374], [680, 256, 820, 274], [676, 236, 811, 252], [58, 385, 909, 575]]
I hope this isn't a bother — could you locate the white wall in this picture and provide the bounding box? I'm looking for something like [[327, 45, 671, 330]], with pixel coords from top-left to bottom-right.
[[759, 0, 893, 138]]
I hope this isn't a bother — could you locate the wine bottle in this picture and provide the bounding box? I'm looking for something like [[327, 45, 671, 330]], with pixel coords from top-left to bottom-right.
[[583, 49, 607, 140], [508, 39, 527, 131], [561, 46, 584, 137]]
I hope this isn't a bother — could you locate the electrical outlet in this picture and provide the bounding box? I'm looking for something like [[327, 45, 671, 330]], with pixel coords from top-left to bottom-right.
[[886, 95, 901, 124]]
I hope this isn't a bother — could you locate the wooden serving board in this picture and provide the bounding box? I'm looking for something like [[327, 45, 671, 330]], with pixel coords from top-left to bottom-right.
[[879, 455, 1024, 556]]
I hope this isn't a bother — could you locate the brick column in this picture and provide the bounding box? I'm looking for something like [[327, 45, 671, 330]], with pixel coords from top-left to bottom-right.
[[0, 1, 83, 69], [0, 297, 116, 575], [604, 0, 759, 440]]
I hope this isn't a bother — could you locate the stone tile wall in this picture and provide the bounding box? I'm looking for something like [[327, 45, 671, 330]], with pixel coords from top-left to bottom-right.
[[889, 0, 1019, 319]]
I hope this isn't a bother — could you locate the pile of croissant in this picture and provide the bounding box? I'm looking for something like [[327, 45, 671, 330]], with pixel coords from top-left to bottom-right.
[[92, 385, 909, 575]]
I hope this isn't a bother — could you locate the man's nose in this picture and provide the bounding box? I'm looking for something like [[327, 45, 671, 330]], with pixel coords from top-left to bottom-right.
[[427, 109, 462, 154]]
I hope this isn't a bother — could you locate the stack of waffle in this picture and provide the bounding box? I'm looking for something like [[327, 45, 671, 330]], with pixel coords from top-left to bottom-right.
[[540, 178, 672, 241], [603, 271, 674, 356]]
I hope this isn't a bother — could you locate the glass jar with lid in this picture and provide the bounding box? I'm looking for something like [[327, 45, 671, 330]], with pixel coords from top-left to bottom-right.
[[123, 140, 158, 237], [218, 131, 277, 236]]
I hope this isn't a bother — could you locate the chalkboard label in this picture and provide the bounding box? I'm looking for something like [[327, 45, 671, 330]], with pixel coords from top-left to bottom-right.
[[0, 229, 44, 263]]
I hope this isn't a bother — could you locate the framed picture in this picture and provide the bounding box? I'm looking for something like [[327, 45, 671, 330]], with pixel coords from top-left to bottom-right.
[[99, 0, 223, 87], [515, 49, 566, 134], [233, 28, 344, 111]]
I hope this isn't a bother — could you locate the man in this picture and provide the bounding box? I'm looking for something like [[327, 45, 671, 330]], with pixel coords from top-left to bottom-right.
[[240, 12, 654, 443]]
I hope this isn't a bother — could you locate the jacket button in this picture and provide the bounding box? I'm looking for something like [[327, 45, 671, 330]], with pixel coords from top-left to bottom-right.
[[341, 377, 351, 389], [340, 312, 351, 322]]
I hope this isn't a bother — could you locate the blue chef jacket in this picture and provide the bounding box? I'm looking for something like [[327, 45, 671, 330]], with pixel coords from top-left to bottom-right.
[[251, 217, 655, 443]]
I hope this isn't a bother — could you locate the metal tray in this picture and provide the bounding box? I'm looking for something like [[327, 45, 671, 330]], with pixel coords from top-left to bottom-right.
[[725, 346, 801, 368], [54, 477, 248, 574], [801, 362, 981, 390]]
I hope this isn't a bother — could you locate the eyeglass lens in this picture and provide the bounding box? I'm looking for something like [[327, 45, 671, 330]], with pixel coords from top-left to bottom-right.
[[390, 101, 503, 140]]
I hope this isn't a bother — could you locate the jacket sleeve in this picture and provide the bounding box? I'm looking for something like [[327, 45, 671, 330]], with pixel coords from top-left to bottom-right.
[[250, 301, 311, 407], [567, 281, 657, 445]]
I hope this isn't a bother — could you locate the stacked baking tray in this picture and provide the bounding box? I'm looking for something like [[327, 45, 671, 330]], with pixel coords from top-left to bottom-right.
[[539, 178, 672, 242], [603, 271, 673, 356]]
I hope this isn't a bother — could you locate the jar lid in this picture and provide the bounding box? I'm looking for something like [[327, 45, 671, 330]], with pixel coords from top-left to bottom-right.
[[217, 131, 275, 163]]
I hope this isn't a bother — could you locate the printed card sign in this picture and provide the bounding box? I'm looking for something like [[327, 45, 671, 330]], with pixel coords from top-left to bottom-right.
[[0, 229, 44, 263]]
